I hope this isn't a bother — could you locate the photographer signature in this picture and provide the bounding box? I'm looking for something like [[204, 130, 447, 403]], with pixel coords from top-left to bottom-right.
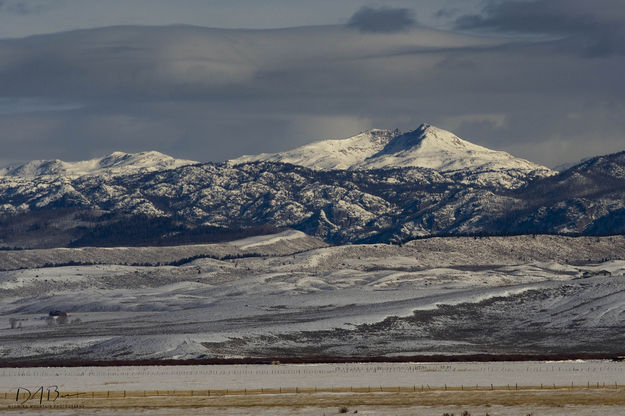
[[14, 386, 84, 405]]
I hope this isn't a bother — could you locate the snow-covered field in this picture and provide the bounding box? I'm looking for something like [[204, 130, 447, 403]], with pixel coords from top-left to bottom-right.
[[1, 233, 625, 360], [2, 361, 625, 391]]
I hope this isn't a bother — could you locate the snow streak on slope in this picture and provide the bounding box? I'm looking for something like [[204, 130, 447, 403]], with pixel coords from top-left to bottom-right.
[[229, 229, 310, 249], [0, 151, 198, 178], [232, 124, 552, 176]]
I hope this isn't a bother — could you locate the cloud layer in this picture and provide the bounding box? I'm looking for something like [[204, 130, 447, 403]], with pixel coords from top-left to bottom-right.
[[0, 9, 623, 168], [455, 0, 625, 57], [0, 0, 57, 15]]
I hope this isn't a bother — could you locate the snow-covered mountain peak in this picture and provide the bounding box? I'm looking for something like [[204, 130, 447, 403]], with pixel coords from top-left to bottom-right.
[[374, 123, 468, 155], [360, 123, 539, 173], [230, 123, 553, 184], [96, 150, 194, 171], [0, 151, 198, 178]]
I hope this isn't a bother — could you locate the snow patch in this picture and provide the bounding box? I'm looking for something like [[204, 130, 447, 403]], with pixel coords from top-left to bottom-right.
[[229, 229, 309, 249]]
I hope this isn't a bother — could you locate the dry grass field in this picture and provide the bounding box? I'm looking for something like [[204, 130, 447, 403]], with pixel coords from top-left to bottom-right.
[[4, 385, 625, 411]]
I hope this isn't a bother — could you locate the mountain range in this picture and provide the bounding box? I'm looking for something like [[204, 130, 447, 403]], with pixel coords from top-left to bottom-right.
[[0, 124, 623, 248]]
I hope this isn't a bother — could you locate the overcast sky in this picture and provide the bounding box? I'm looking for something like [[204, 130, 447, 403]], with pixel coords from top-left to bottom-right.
[[0, 0, 624, 168]]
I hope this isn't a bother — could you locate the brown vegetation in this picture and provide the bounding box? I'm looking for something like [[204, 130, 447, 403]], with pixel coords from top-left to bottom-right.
[[3, 386, 625, 410]]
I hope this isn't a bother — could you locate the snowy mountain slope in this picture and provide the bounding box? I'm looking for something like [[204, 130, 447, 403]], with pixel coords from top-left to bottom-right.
[[233, 129, 402, 170], [0, 150, 623, 247], [0, 230, 328, 271], [358, 124, 545, 173], [231, 124, 554, 187], [0, 132, 622, 246], [0, 151, 198, 178], [494, 151, 625, 235]]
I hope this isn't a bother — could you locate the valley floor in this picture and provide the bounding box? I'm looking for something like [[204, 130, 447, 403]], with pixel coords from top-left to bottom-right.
[[1, 232, 625, 360]]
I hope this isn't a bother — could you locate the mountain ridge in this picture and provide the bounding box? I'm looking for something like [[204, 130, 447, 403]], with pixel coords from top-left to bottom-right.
[[232, 124, 549, 170], [0, 151, 198, 179], [0, 126, 622, 248]]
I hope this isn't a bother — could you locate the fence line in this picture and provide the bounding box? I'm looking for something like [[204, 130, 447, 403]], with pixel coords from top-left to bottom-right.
[[3, 381, 624, 402]]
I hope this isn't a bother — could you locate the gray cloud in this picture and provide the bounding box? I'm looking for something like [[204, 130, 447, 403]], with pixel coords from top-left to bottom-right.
[[434, 8, 460, 20], [0, 23, 623, 168], [346, 6, 416, 33], [0, 0, 59, 15], [455, 0, 625, 57]]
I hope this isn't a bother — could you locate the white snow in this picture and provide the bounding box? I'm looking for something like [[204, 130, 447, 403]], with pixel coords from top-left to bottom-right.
[[233, 129, 400, 170], [231, 124, 552, 176], [0, 151, 197, 178], [2, 361, 624, 391], [1, 256, 621, 360], [229, 229, 309, 249], [1, 236, 625, 361]]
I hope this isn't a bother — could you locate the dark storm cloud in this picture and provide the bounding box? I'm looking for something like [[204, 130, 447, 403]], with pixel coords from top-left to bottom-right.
[[455, 0, 625, 57], [346, 6, 416, 33]]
